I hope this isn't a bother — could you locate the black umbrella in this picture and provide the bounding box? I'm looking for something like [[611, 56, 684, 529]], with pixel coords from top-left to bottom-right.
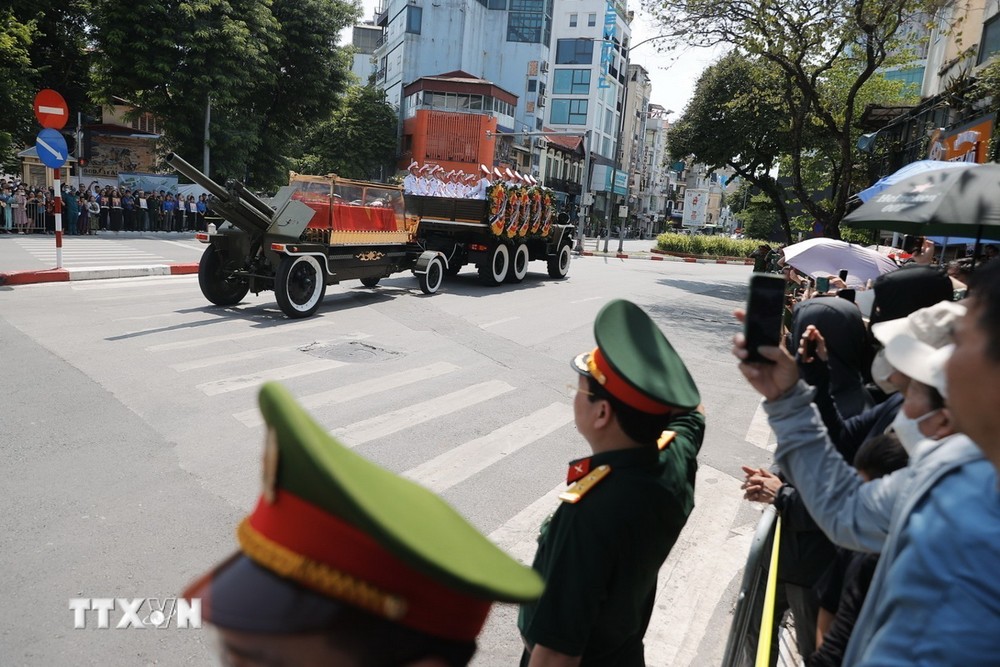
[[842, 164, 1000, 256]]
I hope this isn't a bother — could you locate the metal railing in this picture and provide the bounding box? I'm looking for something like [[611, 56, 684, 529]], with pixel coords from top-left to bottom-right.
[[721, 507, 803, 667]]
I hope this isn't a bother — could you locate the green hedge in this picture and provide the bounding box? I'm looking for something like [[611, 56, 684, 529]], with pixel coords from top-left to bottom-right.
[[656, 233, 765, 258]]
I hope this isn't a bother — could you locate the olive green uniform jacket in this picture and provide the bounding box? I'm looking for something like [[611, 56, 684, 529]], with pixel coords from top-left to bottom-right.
[[518, 410, 706, 665]]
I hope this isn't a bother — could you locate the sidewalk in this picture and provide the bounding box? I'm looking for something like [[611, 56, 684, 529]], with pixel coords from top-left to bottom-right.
[[574, 237, 754, 265], [0, 230, 201, 286]]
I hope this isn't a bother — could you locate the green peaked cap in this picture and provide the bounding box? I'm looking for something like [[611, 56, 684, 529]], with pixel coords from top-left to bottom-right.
[[590, 299, 700, 410], [257, 382, 544, 603]]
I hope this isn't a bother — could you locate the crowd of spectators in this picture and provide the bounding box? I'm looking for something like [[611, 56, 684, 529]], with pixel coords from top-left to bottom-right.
[[736, 245, 1000, 664], [0, 178, 208, 235]]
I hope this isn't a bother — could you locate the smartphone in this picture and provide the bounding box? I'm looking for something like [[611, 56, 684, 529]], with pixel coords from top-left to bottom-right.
[[839, 269, 849, 282], [902, 234, 924, 254], [816, 276, 830, 293], [744, 274, 786, 364], [837, 288, 856, 303]]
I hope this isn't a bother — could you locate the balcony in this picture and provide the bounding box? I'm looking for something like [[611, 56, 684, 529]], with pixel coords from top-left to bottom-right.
[[546, 177, 582, 195], [375, 2, 388, 26], [375, 33, 387, 49], [377, 67, 387, 81]]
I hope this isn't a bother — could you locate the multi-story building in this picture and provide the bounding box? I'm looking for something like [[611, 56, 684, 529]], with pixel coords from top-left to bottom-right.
[[349, 22, 382, 85], [636, 103, 671, 236], [399, 71, 517, 174], [546, 0, 634, 223], [621, 63, 650, 234], [371, 0, 553, 173]]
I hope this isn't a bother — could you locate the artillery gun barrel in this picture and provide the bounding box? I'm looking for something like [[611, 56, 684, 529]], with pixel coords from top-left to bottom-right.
[[165, 152, 272, 234], [232, 181, 275, 219], [165, 152, 230, 202]]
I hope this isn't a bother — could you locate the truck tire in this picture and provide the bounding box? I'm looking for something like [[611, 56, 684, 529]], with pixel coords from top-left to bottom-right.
[[547, 243, 572, 279], [199, 245, 249, 306], [360, 276, 380, 288], [478, 243, 509, 285], [505, 243, 529, 283], [275, 254, 326, 318], [418, 255, 444, 294]]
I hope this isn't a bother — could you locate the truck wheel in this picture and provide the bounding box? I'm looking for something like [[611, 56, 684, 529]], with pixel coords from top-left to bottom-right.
[[505, 243, 529, 283], [418, 255, 444, 294], [360, 276, 380, 288], [478, 243, 509, 285], [547, 243, 572, 279], [275, 254, 326, 318], [199, 246, 249, 306]]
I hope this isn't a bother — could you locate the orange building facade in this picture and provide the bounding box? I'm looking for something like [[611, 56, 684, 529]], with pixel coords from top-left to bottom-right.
[[399, 71, 518, 175]]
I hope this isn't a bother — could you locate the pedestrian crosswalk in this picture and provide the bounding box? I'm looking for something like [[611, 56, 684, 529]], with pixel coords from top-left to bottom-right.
[[31, 274, 761, 666], [13, 236, 170, 266]]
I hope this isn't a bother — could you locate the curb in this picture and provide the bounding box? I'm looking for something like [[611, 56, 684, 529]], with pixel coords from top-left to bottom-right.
[[576, 250, 754, 265], [0, 263, 199, 286]]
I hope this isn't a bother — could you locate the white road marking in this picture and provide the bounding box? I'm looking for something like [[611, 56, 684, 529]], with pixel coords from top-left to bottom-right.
[[146, 319, 341, 352], [404, 402, 572, 493], [570, 296, 604, 304], [157, 240, 206, 251], [197, 359, 347, 396], [645, 466, 755, 666], [481, 316, 520, 328], [332, 380, 515, 447], [172, 345, 300, 372], [488, 483, 564, 565], [744, 400, 775, 452], [71, 276, 198, 291], [232, 362, 460, 428]]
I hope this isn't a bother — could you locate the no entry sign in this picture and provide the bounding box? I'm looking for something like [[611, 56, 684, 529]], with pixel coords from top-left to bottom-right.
[[33, 89, 69, 130]]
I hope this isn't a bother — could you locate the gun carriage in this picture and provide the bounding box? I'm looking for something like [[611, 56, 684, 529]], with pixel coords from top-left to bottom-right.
[[167, 153, 444, 318]]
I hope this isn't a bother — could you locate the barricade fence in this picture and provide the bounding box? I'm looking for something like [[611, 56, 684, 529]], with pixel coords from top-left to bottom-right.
[[722, 507, 802, 667]]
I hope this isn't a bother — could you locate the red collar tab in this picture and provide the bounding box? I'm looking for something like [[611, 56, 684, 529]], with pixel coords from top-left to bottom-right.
[[566, 457, 592, 484]]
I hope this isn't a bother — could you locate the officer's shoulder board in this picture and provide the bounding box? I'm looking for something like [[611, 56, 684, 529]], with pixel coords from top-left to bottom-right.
[[559, 465, 612, 504]]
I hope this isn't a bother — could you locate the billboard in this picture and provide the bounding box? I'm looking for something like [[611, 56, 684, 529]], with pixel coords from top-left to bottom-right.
[[590, 164, 628, 195], [682, 188, 708, 227], [927, 114, 996, 163]]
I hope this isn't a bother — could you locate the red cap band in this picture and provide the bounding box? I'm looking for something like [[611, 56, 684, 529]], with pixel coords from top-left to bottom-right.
[[246, 491, 491, 642], [590, 347, 672, 414]]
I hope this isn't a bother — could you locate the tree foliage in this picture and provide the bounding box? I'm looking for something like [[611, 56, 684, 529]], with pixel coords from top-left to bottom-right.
[[90, 0, 358, 188], [291, 85, 399, 181], [648, 0, 933, 238], [3, 1, 96, 168]]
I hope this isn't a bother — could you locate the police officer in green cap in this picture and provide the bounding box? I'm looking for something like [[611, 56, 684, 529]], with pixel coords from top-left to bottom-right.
[[183, 382, 543, 667], [518, 299, 705, 666]]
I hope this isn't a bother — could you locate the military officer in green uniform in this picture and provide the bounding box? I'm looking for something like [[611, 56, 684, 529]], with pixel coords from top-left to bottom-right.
[[183, 382, 543, 667], [518, 299, 706, 666]]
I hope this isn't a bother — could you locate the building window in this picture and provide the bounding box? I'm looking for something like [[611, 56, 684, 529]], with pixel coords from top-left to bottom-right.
[[527, 79, 538, 92], [406, 6, 422, 34], [551, 98, 588, 125], [509, 0, 543, 8], [488, 0, 506, 7], [555, 38, 594, 65], [588, 13, 596, 27], [508, 12, 544, 43], [980, 13, 1000, 64], [569, 13, 577, 27], [553, 68, 590, 94]]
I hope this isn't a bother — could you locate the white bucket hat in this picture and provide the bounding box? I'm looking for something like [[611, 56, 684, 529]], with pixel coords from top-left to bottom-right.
[[871, 301, 965, 393]]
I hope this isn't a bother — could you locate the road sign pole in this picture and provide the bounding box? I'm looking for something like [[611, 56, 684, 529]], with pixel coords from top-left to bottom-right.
[[54, 168, 63, 268]]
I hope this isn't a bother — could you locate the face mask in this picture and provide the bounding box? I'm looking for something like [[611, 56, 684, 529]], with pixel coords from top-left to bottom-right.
[[890, 407, 939, 455]]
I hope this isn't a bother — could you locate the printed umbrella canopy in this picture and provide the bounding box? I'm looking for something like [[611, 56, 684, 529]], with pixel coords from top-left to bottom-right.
[[855, 160, 972, 203], [783, 237, 899, 286], [842, 163, 1000, 239]]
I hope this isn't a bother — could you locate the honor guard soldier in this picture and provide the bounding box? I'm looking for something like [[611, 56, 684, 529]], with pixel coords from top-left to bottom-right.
[[518, 300, 706, 667], [184, 382, 543, 667]]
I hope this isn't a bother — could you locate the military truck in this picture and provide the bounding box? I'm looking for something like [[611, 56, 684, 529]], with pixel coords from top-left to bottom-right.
[[406, 184, 573, 286], [167, 153, 445, 318]]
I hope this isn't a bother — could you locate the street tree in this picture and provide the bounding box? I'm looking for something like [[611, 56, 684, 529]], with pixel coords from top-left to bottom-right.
[[668, 53, 797, 241], [647, 0, 934, 238], [291, 85, 399, 181], [3, 0, 96, 168], [90, 0, 358, 188]]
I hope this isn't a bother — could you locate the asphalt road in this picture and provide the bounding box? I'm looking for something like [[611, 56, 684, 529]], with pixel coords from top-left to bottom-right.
[[0, 249, 773, 666]]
